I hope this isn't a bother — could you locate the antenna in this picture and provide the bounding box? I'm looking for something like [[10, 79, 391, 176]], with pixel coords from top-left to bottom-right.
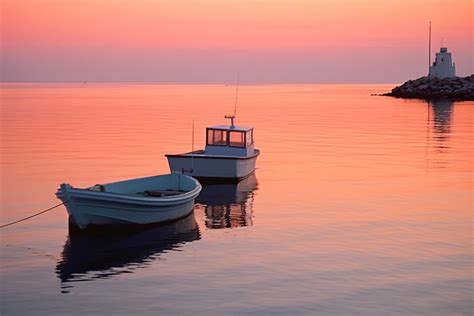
[[225, 72, 240, 128], [233, 72, 240, 117], [428, 21, 431, 74]]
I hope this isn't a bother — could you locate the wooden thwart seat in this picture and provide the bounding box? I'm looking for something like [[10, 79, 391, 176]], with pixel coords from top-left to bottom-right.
[[144, 190, 187, 197]]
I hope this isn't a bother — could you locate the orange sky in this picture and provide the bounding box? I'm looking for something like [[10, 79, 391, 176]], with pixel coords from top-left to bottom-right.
[[1, 0, 472, 82]]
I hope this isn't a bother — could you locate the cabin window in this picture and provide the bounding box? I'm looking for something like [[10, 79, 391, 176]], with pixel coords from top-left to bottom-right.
[[207, 129, 227, 146], [229, 131, 245, 148], [246, 130, 253, 146]]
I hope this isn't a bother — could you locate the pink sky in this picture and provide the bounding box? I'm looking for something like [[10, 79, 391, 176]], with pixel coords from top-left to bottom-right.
[[1, 0, 472, 83]]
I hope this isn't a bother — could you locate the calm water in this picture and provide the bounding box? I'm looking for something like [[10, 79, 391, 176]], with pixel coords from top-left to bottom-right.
[[1, 84, 472, 315]]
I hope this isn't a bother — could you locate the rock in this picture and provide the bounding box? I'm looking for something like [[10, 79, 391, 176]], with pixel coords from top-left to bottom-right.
[[382, 75, 474, 101]]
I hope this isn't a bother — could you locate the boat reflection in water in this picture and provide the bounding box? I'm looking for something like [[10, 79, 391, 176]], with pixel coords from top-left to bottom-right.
[[196, 173, 258, 229], [56, 213, 200, 291]]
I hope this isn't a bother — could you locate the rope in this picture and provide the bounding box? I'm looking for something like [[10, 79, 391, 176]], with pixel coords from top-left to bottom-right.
[[0, 202, 65, 229]]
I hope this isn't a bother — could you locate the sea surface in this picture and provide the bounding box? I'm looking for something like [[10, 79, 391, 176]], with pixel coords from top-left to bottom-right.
[[1, 83, 472, 315]]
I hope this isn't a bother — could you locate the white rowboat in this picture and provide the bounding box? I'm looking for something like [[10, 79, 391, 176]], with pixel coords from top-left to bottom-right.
[[56, 173, 202, 230]]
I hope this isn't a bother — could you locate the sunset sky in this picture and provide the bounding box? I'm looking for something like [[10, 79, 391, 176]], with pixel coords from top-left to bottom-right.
[[1, 0, 472, 83]]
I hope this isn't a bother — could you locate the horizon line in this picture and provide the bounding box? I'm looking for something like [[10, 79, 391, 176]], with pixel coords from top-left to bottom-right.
[[0, 80, 401, 85]]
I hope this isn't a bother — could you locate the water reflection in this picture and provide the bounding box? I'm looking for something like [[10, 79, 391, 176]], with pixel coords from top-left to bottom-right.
[[56, 213, 200, 291], [429, 100, 453, 140], [196, 173, 258, 229], [425, 100, 454, 168]]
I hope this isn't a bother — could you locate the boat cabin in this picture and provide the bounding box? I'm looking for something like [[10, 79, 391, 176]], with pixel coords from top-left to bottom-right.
[[205, 123, 254, 157]]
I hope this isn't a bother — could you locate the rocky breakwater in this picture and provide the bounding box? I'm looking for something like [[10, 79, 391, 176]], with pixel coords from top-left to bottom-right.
[[384, 75, 474, 101]]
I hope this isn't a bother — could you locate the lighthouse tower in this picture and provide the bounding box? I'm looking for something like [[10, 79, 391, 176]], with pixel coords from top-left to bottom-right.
[[429, 47, 456, 79]]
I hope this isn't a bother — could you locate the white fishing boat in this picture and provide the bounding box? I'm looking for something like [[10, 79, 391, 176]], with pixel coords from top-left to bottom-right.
[[56, 173, 202, 230], [166, 116, 260, 183]]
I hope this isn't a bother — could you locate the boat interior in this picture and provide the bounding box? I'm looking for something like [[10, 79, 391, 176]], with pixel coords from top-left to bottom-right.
[[88, 174, 196, 197]]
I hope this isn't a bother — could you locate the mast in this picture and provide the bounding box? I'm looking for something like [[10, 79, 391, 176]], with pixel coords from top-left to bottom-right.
[[428, 21, 432, 75]]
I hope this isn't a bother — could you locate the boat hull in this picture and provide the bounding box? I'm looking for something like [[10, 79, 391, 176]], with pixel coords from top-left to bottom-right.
[[166, 149, 259, 182], [56, 174, 201, 230]]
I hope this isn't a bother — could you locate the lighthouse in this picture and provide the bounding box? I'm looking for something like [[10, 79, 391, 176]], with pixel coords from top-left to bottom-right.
[[429, 47, 456, 79]]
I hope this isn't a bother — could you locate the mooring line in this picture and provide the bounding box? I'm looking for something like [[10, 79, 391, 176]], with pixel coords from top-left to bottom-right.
[[0, 202, 65, 229]]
